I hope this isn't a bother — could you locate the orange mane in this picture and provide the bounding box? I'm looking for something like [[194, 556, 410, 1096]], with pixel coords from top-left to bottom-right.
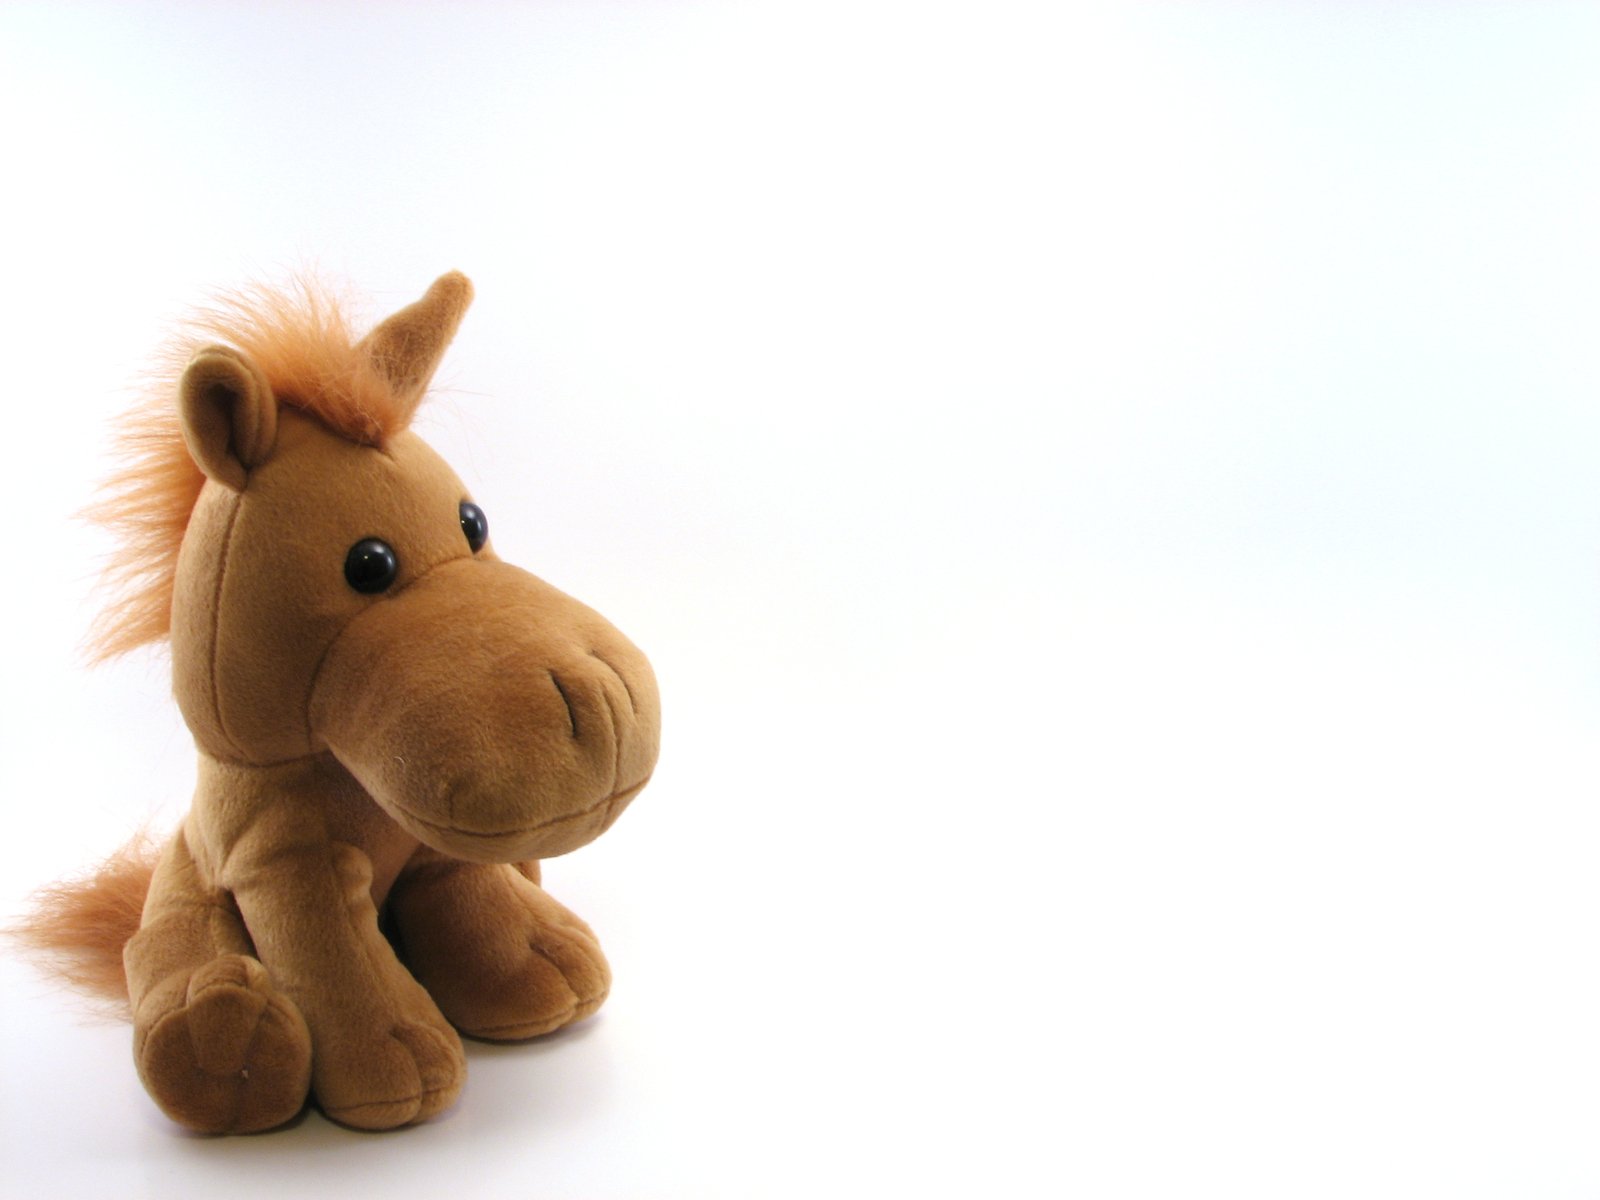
[[86, 278, 408, 662]]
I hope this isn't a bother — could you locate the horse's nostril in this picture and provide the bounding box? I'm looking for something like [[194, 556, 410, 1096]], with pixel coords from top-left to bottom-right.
[[548, 670, 579, 739]]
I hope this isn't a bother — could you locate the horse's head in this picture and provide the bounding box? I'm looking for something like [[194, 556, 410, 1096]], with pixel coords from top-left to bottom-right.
[[165, 274, 658, 862]]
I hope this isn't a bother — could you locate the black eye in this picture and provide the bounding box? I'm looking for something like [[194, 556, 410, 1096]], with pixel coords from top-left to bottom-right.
[[459, 501, 488, 553], [344, 538, 398, 594]]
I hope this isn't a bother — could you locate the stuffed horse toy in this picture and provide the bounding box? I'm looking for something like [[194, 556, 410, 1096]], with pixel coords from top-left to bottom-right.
[[17, 273, 660, 1133]]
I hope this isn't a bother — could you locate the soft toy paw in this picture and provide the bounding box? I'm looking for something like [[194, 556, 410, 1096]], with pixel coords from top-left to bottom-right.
[[134, 953, 312, 1135], [314, 1018, 466, 1131], [389, 856, 613, 1040]]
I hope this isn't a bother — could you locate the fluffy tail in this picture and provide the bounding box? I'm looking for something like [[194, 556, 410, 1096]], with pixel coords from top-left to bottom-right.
[[8, 833, 159, 1015]]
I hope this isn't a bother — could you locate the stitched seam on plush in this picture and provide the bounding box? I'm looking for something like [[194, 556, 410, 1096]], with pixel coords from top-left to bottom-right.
[[588, 648, 637, 715], [325, 1079, 453, 1118], [596, 680, 622, 798], [207, 493, 248, 761], [468, 1007, 586, 1036], [392, 776, 650, 840], [223, 993, 277, 1130]]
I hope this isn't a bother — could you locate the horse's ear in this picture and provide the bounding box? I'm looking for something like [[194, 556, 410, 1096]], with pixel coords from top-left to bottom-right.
[[359, 271, 474, 420], [178, 345, 279, 491]]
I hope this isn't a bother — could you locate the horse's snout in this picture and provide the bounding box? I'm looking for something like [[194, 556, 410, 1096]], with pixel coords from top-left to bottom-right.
[[309, 558, 660, 862], [534, 641, 657, 821]]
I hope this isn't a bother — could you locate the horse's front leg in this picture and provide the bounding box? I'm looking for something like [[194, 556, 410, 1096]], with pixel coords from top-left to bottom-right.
[[387, 848, 611, 1040], [225, 840, 465, 1129]]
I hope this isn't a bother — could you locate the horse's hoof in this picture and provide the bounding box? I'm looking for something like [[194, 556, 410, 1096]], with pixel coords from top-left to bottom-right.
[[316, 1018, 465, 1130], [136, 954, 312, 1134], [455, 917, 612, 1041]]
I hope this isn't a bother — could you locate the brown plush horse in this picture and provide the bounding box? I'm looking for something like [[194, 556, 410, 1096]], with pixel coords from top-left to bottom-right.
[[17, 273, 660, 1133]]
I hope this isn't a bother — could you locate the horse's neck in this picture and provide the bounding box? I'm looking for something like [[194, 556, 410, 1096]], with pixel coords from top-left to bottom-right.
[[186, 750, 422, 908]]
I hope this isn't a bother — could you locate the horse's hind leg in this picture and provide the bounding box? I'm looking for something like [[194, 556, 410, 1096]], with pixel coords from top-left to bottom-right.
[[124, 828, 311, 1133], [387, 850, 611, 1040]]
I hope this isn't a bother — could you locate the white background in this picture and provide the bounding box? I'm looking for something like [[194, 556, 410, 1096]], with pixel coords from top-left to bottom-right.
[[2, 2, 1600, 1197]]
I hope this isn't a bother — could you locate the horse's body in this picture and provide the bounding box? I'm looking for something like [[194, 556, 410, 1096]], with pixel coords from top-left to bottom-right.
[[30, 274, 659, 1133]]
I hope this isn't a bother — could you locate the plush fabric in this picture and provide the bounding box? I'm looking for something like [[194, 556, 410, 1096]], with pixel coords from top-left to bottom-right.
[[15, 274, 659, 1134]]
